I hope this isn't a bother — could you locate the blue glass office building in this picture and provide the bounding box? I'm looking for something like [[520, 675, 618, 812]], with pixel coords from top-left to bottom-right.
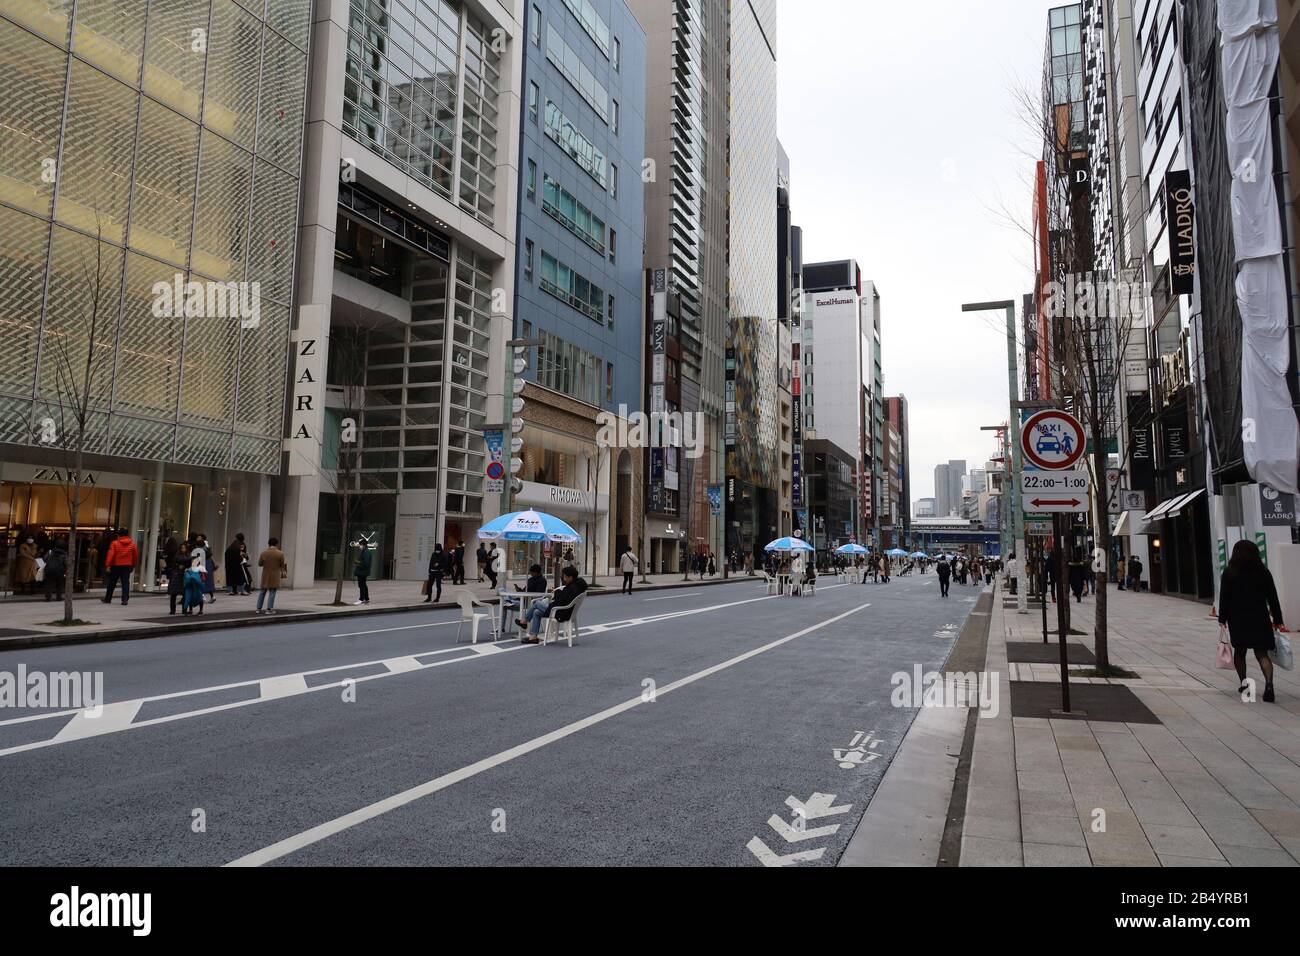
[[515, 0, 645, 412]]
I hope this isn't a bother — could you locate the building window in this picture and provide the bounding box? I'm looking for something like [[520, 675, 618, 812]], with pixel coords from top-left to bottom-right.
[[611, 99, 619, 134], [529, 81, 539, 123], [539, 250, 606, 322], [610, 163, 618, 198], [606, 293, 614, 328], [524, 239, 534, 280], [613, 37, 621, 71], [527, 159, 537, 200], [541, 173, 606, 254], [531, 4, 541, 44], [544, 100, 608, 187], [606, 362, 614, 403], [545, 25, 610, 122], [561, 0, 611, 58], [608, 228, 616, 263]]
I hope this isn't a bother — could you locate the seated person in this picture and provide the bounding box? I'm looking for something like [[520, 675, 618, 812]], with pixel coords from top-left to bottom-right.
[[504, 564, 549, 606], [516, 566, 588, 643]]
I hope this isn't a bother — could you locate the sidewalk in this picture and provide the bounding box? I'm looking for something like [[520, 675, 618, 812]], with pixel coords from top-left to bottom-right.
[[961, 585, 1300, 866], [0, 572, 752, 650]]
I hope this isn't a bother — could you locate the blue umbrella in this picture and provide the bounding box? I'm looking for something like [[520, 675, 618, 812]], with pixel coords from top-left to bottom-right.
[[885, 548, 908, 557], [764, 536, 814, 552], [910, 551, 929, 559], [477, 509, 581, 542], [835, 543, 869, 555]]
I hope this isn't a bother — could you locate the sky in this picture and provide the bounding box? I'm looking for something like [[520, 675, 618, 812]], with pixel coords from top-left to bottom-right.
[[776, 0, 1061, 506]]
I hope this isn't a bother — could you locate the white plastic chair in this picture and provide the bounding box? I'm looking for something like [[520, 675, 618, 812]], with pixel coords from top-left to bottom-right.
[[761, 571, 779, 595], [455, 592, 499, 644], [804, 575, 817, 596], [541, 591, 586, 647]]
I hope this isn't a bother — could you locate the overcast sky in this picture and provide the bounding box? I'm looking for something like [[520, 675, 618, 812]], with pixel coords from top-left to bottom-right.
[[776, 0, 1060, 506]]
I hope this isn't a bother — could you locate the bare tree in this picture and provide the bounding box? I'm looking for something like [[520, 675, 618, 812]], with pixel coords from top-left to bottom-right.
[[37, 227, 116, 625]]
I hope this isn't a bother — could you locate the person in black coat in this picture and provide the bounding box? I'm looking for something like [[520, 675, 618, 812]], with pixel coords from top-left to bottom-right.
[[425, 544, 447, 603], [1218, 540, 1285, 702]]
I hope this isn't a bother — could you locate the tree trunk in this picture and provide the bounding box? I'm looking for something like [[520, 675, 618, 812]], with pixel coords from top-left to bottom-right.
[[334, 501, 348, 606]]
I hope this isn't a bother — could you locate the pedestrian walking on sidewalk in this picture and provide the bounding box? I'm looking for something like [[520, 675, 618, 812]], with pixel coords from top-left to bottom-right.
[[484, 542, 500, 590], [166, 541, 189, 615], [619, 547, 638, 594], [1068, 550, 1087, 603], [1218, 540, 1285, 703], [256, 537, 287, 614], [353, 538, 372, 605], [476, 543, 488, 583], [1126, 554, 1143, 592], [225, 534, 248, 595]]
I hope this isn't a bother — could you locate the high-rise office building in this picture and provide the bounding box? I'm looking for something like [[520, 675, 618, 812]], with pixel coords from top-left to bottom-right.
[[885, 395, 910, 546], [512, 0, 646, 574], [0, 0, 312, 592], [628, 0, 729, 574], [725, 0, 779, 560], [281, 0, 525, 585]]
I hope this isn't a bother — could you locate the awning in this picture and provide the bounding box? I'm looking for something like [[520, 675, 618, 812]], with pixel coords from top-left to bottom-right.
[[1141, 495, 1185, 523], [1164, 487, 1206, 517], [1113, 511, 1130, 537]]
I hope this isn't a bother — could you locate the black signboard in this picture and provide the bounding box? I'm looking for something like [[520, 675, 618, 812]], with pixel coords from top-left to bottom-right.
[[1127, 394, 1155, 489], [1261, 487, 1297, 527], [1163, 423, 1188, 464], [1165, 170, 1196, 295]]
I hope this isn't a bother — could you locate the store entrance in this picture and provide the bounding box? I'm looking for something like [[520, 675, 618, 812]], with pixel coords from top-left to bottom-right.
[[1, 481, 134, 593]]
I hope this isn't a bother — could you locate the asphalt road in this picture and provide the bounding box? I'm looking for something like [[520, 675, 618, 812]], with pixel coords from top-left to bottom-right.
[[0, 571, 983, 866]]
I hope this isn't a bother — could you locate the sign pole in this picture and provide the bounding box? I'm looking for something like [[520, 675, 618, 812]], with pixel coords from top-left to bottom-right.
[[1053, 513, 1072, 714]]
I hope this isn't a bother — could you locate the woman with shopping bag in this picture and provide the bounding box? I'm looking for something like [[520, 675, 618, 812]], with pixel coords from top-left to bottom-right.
[[1217, 540, 1287, 702]]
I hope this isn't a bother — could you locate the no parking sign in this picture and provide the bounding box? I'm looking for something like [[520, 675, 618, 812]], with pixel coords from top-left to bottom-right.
[[1021, 409, 1086, 471]]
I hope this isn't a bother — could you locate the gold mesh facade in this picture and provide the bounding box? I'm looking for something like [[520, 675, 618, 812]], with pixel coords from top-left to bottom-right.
[[0, 0, 310, 474]]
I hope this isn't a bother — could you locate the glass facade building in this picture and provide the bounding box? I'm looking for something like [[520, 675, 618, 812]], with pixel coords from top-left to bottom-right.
[[724, 0, 779, 558], [0, 0, 310, 475]]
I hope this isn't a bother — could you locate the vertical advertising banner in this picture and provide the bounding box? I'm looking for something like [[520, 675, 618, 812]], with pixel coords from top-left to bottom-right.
[[286, 305, 328, 476], [484, 429, 505, 495]]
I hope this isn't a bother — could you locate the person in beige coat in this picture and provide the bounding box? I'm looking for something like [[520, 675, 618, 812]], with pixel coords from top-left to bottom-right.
[[14, 537, 38, 594], [255, 537, 288, 614]]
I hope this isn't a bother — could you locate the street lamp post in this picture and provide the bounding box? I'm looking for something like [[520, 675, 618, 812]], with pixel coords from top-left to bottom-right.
[[963, 301, 1027, 614]]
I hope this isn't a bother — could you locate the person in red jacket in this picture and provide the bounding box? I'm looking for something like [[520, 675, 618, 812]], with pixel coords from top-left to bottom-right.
[[101, 528, 139, 606]]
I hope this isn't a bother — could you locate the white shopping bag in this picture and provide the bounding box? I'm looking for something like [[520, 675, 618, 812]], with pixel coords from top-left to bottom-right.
[[1271, 631, 1294, 671]]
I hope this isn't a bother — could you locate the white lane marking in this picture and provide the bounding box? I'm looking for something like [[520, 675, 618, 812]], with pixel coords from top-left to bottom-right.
[[225, 601, 874, 867], [384, 657, 425, 674], [643, 592, 709, 601], [746, 837, 825, 867], [767, 813, 841, 843], [0, 643, 532, 759], [261, 675, 309, 700], [53, 700, 142, 743], [331, 620, 459, 638]]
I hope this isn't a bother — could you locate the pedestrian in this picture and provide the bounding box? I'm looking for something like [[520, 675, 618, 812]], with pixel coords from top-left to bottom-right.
[[43, 538, 67, 602], [476, 543, 488, 583], [1217, 540, 1285, 703], [191, 534, 216, 605], [452, 541, 466, 585], [225, 534, 247, 595], [1116, 553, 1127, 591], [484, 542, 500, 590], [101, 528, 138, 606], [1045, 551, 1059, 603], [707, 552, 716, 577], [425, 544, 447, 604], [182, 560, 205, 615], [1068, 550, 1087, 603], [936, 555, 951, 598], [14, 535, 38, 595], [255, 537, 287, 614], [1127, 554, 1143, 592], [166, 541, 189, 615], [1005, 552, 1019, 595], [353, 538, 372, 605], [620, 546, 638, 594]]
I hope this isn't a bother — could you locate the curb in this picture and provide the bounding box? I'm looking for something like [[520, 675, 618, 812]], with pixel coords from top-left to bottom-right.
[[0, 575, 756, 652]]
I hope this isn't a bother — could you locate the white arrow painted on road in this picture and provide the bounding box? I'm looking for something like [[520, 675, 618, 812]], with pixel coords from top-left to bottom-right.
[[784, 792, 852, 820], [767, 813, 841, 843], [746, 836, 826, 867]]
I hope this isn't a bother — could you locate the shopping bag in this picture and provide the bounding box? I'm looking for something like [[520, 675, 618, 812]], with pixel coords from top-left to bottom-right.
[[1271, 631, 1295, 671], [1216, 638, 1235, 670], [420, 579, 430, 596]]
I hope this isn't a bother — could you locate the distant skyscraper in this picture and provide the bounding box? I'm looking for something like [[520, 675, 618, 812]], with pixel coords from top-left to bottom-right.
[[947, 460, 967, 517], [934, 463, 951, 517]]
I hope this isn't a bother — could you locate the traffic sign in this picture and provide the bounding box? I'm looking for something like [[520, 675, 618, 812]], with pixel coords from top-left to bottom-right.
[[485, 461, 505, 481], [1021, 470, 1090, 512], [1021, 409, 1086, 470]]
